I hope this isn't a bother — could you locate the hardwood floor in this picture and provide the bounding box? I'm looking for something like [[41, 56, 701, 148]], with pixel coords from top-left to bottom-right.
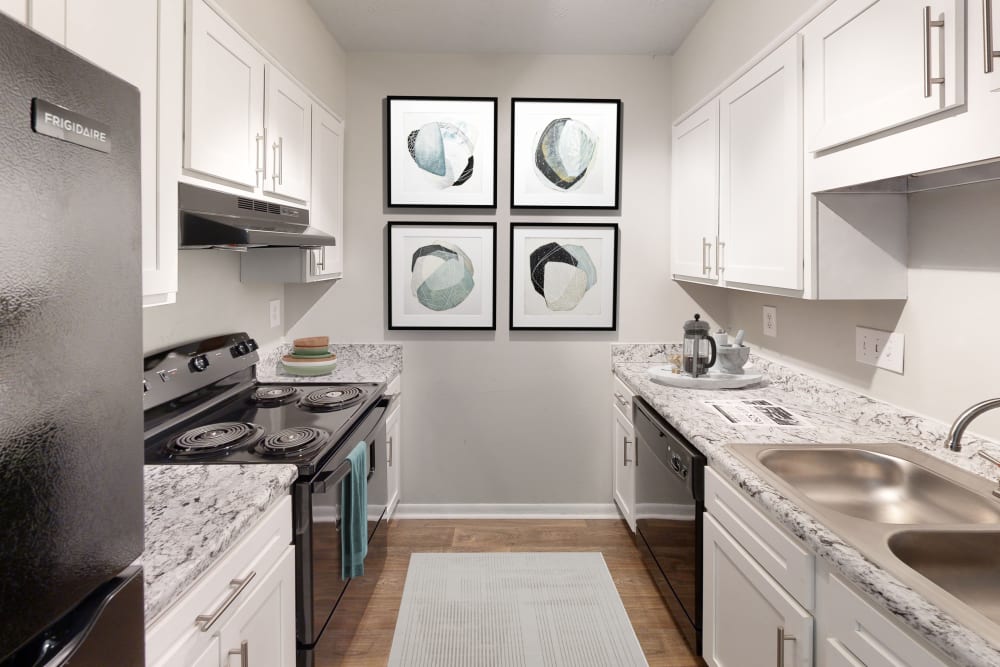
[[317, 518, 705, 667]]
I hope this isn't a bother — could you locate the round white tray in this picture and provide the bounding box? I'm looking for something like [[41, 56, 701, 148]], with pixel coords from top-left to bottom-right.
[[646, 364, 763, 389]]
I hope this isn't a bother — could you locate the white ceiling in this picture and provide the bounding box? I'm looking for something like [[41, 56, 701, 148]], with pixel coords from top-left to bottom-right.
[[308, 0, 713, 55]]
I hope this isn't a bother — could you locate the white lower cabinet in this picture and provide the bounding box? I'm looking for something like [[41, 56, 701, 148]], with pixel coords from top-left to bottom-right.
[[706, 467, 956, 667], [385, 374, 403, 520], [815, 563, 950, 667], [146, 496, 294, 667], [704, 513, 813, 667], [611, 376, 636, 532]]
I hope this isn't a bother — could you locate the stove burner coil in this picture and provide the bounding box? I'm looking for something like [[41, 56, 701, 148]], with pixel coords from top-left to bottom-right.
[[167, 422, 264, 456], [298, 386, 364, 412], [255, 426, 331, 457], [251, 386, 299, 406]]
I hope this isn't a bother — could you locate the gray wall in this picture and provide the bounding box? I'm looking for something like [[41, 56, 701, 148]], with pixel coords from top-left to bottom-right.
[[142, 0, 347, 353], [671, 0, 1000, 439], [284, 53, 726, 506]]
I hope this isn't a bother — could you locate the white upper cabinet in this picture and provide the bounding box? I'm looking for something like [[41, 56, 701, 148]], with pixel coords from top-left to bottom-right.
[[185, 0, 265, 189], [720, 36, 803, 291], [804, 0, 965, 153], [264, 66, 311, 202], [310, 105, 345, 279], [30, 0, 177, 305], [671, 100, 720, 283]]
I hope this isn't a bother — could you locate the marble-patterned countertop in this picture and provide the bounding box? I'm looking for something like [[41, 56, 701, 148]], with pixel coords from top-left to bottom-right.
[[143, 464, 298, 625], [612, 343, 1000, 667], [256, 342, 402, 384]]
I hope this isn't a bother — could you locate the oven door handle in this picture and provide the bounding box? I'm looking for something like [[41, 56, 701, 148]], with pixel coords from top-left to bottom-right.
[[368, 440, 375, 481], [311, 460, 352, 494]]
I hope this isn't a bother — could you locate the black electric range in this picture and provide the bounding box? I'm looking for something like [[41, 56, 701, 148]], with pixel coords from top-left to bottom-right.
[[142, 333, 389, 666]]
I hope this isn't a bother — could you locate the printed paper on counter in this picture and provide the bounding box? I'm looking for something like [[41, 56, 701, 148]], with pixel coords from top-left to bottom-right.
[[705, 399, 811, 427]]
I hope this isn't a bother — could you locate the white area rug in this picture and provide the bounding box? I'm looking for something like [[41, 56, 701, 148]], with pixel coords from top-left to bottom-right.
[[387, 552, 649, 667]]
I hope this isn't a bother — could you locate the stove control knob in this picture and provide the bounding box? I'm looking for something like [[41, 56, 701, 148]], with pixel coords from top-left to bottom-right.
[[189, 355, 210, 372], [247, 338, 259, 351], [230, 342, 250, 357]]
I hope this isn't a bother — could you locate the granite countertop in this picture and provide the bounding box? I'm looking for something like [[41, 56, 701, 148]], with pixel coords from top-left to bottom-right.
[[612, 343, 1000, 667], [256, 342, 402, 384], [143, 464, 298, 625]]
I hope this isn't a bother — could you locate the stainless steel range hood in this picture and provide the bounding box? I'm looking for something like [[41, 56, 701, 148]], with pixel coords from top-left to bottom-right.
[[178, 182, 335, 249]]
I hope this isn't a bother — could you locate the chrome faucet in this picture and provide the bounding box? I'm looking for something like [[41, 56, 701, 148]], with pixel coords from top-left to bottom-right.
[[945, 398, 1000, 451]]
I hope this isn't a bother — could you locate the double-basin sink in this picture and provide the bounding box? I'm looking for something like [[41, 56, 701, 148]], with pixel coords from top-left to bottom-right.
[[730, 443, 1000, 645]]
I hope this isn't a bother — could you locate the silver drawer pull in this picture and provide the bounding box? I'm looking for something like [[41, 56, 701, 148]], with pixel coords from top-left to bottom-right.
[[388, 435, 394, 466], [614, 392, 628, 407], [776, 626, 796, 666], [623, 437, 632, 466], [228, 640, 249, 666], [196, 571, 256, 632]]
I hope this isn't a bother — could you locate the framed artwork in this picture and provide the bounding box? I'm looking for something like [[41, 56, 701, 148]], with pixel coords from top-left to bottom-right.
[[510, 98, 622, 209], [509, 223, 619, 331], [388, 222, 497, 330], [387, 96, 498, 208]]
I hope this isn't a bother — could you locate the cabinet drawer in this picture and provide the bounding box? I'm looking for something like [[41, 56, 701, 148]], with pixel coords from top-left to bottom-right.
[[705, 467, 814, 608], [612, 375, 634, 421], [816, 566, 950, 667], [145, 495, 292, 661]]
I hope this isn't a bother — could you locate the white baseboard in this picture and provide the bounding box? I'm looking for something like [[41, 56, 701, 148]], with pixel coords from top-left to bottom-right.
[[393, 503, 621, 520]]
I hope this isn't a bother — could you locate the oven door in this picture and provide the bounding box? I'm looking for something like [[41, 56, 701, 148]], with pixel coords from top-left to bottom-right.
[[296, 400, 388, 649]]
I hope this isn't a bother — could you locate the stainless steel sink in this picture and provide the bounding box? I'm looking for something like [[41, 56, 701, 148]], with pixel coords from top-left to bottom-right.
[[757, 448, 1000, 524], [889, 530, 1000, 626], [729, 443, 1000, 646]]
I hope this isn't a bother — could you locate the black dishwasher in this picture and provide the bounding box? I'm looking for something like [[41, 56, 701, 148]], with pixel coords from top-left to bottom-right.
[[633, 396, 706, 656]]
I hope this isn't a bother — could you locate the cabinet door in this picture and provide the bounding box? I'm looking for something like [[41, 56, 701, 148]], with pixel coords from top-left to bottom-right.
[[264, 65, 310, 201], [386, 403, 401, 519], [704, 514, 813, 667], [185, 0, 265, 189], [149, 633, 220, 667], [612, 408, 635, 531], [0, 0, 27, 21], [29, 0, 63, 41], [218, 546, 296, 667], [670, 100, 719, 282], [720, 37, 803, 291], [62, 0, 175, 304], [804, 0, 965, 152], [309, 105, 345, 279]]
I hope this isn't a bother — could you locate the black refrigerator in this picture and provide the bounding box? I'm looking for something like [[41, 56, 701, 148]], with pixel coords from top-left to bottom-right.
[[0, 13, 145, 666]]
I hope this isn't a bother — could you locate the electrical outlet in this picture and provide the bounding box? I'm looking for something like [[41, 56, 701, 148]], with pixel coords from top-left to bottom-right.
[[762, 306, 777, 338], [269, 299, 281, 328], [856, 326, 904, 373]]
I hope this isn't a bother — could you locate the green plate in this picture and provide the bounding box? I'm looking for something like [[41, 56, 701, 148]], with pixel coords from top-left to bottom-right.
[[282, 361, 337, 376], [292, 347, 332, 356]]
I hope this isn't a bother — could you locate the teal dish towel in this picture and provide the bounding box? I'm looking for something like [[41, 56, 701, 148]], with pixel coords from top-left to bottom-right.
[[341, 441, 368, 579]]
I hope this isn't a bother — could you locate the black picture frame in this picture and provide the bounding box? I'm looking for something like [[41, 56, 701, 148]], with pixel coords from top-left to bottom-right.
[[386, 96, 498, 208], [387, 221, 498, 330], [509, 222, 620, 331], [510, 98, 622, 210]]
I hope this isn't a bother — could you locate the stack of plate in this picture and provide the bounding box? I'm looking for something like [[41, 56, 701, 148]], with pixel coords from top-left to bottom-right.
[[282, 336, 337, 376]]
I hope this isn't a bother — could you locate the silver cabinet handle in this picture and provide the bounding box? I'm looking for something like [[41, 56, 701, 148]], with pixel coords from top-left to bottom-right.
[[255, 132, 265, 187], [614, 392, 628, 407], [702, 237, 712, 275], [317, 247, 326, 271], [228, 640, 248, 666], [923, 6, 946, 97], [388, 435, 394, 467], [623, 437, 632, 466], [986, 0, 1000, 73], [272, 140, 280, 189], [716, 237, 725, 275], [776, 626, 796, 666], [278, 136, 284, 186], [195, 571, 256, 631]]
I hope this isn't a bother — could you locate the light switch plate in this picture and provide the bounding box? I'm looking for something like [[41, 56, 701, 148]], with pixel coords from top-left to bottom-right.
[[269, 299, 281, 328], [762, 306, 777, 338], [856, 326, 904, 373]]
